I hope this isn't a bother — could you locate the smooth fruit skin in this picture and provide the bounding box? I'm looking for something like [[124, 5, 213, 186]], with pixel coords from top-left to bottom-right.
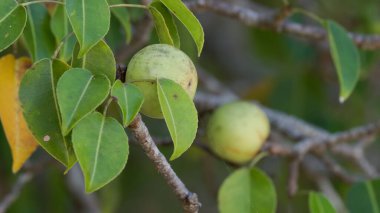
[[126, 44, 198, 119], [206, 101, 270, 164]]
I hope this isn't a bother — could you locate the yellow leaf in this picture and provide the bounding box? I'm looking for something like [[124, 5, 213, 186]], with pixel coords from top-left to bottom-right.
[[0, 54, 38, 173]]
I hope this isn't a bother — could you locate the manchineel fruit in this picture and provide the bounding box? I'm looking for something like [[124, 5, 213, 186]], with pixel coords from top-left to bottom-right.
[[206, 101, 270, 164], [126, 44, 198, 119]]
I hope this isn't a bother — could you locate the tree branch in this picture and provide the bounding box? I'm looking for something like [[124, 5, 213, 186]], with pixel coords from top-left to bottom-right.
[[195, 68, 380, 196], [187, 0, 380, 50], [128, 114, 201, 213]]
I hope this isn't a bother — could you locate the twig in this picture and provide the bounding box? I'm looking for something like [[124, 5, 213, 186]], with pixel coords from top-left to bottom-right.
[[194, 68, 380, 195], [0, 158, 51, 213], [288, 159, 301, 196], [317, 154, 356, 183], [66, 166, 100, 213], [303, 158, 348, 213], [0, 172, 33, 213], [187, 0, 380, 50], [294, 121, 380, 158], [128, 114, 201, 213]]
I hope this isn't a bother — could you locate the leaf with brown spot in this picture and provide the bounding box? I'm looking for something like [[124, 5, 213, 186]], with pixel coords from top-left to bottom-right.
[[0, 55, 38, 173]]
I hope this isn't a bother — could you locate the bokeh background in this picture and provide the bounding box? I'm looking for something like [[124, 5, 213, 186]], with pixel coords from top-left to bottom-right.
[[1, 0, 380, 212]]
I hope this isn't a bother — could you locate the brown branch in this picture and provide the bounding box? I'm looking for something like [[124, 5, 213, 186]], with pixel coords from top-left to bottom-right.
[[288, 159, 301, 196], [195, 68, 380, 196], [128, 114, 201, 213], [294, 121, 380, 157], [317, 154, 356, 183], [187, 0, 380, 50]]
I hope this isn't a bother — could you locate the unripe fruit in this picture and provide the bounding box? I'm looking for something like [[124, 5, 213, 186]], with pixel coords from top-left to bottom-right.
[[126, 44, 198, 119], [206, 101, 270, 164]]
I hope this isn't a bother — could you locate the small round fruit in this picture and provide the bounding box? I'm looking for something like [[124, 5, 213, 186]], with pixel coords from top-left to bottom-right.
[[126, 44, 198, 119], [206, 101, 270, 164]]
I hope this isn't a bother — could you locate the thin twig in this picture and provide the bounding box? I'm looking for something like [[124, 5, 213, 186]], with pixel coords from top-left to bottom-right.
[[0, 172, 33, 213], [66, 166, 100, 213], [0, 158, 51, 213]]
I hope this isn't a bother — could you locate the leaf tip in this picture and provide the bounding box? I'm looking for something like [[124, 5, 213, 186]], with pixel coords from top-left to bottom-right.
[[169, 153, 180, 161], [12, 164, 22, 174]]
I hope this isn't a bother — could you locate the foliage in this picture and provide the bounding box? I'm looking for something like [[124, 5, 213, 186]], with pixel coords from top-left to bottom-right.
[[0, 0, 378, 212]]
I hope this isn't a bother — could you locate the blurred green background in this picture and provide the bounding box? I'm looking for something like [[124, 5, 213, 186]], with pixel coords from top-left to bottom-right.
[[1, 0, 380, 212]]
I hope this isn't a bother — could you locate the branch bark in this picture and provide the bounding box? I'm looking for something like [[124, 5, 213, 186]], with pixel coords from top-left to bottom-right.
[[195, 68, 380, 195], [128, 114, 201, 213], [187, 0, 380, 50]]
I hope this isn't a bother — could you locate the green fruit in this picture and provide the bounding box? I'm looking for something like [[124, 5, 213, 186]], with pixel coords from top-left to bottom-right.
[[126, 44, 198, 119], [206, 101, 270, 164]]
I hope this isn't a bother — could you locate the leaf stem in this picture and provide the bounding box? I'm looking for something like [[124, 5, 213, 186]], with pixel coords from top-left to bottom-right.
[[52, 32, 74, 59], [292, 8, 324, 25], [21, 0, 64, 6], [128, 79, 156, 84], [102, 98, 114, 116], [248, 152, 268, 168], [109, 4, 148, 10]]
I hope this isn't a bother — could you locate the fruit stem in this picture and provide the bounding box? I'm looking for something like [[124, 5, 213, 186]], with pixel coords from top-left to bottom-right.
[[292, 8, 324, 25], [248, 152, 268, 168]]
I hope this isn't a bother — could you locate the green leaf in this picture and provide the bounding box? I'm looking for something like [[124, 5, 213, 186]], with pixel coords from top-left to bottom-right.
[[157, 78, 197, 160], [347, 179, 380, 213], [57, 68, 111, 135], [23, 4, 56, 61], [19, 59, 76, 168], [50, 5, 76, 61], [72, 112, 129, 193], [72, 40, 116, 82], [325, 20, 361, 102], [0, 0, 27, 52], [66, 0, 111, 57], [309, 192, 337, 213], [218, 168, 277, 213], [149, 6, 174, 46], [159, 0, 204, 56], [107, 0, 132, 44], [111, 80, 144, 127], [149, 1, 180, 48]]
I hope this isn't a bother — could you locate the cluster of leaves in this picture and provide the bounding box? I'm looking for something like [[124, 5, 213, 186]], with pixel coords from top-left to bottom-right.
[[0, 0, 372, 212], [0, 0, 203, 192]]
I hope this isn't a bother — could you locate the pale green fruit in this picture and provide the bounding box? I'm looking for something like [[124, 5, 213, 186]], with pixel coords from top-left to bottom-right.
[[206, 101, 270, 164], [126, 44, 198, 119]]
